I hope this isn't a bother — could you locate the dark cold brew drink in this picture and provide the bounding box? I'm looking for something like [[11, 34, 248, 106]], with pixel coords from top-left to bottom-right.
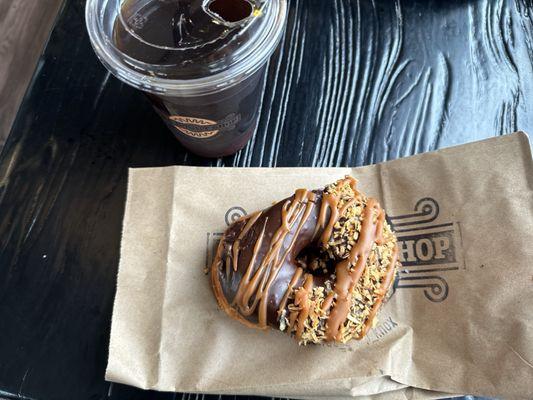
[[86, 0, 287, 157]]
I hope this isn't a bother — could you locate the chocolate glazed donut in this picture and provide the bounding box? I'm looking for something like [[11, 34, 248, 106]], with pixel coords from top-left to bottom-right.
[[211, 177, 400, 344]]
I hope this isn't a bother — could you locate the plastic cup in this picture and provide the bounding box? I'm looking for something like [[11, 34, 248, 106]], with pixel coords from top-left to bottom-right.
[[86, 0, 287, 157]]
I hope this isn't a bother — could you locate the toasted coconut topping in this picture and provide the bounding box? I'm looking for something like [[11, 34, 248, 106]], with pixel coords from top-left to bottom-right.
[[284, 177, 399, 344]]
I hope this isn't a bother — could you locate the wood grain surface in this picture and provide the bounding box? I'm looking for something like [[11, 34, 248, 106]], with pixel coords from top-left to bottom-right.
[[0, 0, 64, 147], [0, 0, 531, 399]]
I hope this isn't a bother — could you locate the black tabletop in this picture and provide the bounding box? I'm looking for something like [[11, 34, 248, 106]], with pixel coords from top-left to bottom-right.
[[1, 0, 530, 399]]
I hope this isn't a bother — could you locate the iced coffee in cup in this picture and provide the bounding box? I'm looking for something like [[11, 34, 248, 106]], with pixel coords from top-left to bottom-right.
[[86, 0, 287, 157]]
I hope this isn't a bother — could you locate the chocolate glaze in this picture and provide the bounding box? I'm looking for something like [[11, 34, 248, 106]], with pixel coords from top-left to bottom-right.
[[214, 190, 323, 326]]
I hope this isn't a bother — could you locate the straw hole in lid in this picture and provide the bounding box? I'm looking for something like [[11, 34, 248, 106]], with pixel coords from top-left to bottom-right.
[[206, 0, 254, 24]]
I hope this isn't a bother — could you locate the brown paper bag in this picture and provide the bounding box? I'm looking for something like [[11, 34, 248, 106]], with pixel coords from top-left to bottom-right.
[[106, 132, 533, 399]]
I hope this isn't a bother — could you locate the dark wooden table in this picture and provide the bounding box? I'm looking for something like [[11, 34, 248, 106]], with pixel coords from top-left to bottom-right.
[[1, 0, 530, 398]]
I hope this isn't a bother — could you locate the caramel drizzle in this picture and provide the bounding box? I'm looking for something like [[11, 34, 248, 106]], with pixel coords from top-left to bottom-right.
[[231, 189, 317, 328], [303, 177, 393, 341], [320, 198, 385, 341], [277, 266, 303, 318], [221, 176, 394, 341], [229, 211, 262, 278], [359, 243, 399, 338], [288, 273, 314, 340]]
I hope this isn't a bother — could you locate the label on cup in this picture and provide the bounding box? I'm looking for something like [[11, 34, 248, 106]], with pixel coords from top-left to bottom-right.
[[169, 113, 242, 139]]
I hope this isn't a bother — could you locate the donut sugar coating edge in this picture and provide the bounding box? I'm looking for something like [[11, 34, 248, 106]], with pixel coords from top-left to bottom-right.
[[211, 176, 400, 345]]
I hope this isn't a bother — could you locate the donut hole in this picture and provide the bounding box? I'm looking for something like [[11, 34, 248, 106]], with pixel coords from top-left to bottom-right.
[[295, 246, 335, 277]]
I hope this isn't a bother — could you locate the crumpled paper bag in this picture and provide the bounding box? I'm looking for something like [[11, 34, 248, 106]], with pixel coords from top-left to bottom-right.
[[106, 132, 533, 399]]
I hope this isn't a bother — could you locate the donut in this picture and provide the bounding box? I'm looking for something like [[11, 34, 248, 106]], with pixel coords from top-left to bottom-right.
[[211, 176, 400, 344]]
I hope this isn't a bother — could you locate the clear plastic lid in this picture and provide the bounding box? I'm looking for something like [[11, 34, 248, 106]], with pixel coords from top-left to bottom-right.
[[86, 0, 287, 96]]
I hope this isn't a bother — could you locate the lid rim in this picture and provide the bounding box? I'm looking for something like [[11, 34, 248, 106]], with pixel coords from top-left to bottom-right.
[[85, 0, 287, 96]]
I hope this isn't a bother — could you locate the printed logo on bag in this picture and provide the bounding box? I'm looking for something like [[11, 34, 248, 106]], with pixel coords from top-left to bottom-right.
[[388, 198, 463, 303], [206, 198, 463, 303], [169, 113, 241, 138], [205, 206, 248, 274], [224, 206, 247, 226]]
